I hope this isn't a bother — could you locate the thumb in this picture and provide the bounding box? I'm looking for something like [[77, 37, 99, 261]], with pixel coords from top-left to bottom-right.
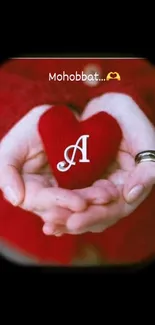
[[123, 162, 155, 203], [0, 160, 25, 206], [0, 143, 25, 206]]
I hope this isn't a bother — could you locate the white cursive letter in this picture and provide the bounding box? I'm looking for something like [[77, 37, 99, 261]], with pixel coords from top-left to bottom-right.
[[57, 135, 90, 172]]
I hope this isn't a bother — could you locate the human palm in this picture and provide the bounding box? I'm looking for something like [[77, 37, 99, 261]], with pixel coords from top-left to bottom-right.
[[59, 93, 155, 234], [0, 105, 87, 236], [2, 95, 155, 237], [59, 139, 151, 235]]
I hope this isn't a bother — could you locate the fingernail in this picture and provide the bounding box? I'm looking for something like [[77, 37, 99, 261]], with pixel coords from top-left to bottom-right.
[[3, 186, 19, 206], [55, 232, 63, 237], [127, 184, 144, 203]]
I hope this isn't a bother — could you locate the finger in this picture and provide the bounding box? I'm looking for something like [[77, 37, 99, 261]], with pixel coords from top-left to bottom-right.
[[0, 105, 53, 206], [68, 182, 152, 233], [42, 222, 66, 236], [66, 203, 122, 232], [43, 220, 107, 235], [28, 187, 87, 212], [123, 162, 155, 203], [41, 206, 71, 223], [0, 160, 25, 206], [19, 175, 86, 214], [92, 179, 119, 201], [106, 169, 128, 187], [73, 181, 119, 205], [0, 119, 29, 206], [116, 151, 135, 171], [0, 127, 28, 206], [68, 224, 106, 234], [43, 221, 89, 235], [32, 207, 70, 235], [22, 152, 47, 173], [74, 186, 115, 205], [88, 225, 106, 233]]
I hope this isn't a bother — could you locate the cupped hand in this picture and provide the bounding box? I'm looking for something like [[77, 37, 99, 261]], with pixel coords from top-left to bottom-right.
[[46, 93, 155, 235], [0, 105, 89, 235]]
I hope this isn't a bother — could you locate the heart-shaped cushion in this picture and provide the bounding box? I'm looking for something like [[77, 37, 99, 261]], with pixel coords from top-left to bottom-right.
[[38, 105, 122, 189]]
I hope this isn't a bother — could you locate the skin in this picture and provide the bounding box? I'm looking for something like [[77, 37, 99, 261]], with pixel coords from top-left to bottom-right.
[[0, 104, 118, 236], [46, 93, 155, 235], [1, 94, 155, 237]]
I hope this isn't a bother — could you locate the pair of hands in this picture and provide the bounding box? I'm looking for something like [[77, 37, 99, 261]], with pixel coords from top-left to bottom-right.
[[1, 93, 155, 236]]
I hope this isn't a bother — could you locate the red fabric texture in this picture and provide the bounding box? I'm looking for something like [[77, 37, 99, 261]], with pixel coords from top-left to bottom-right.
[[38, 105, 122, 189], [0, 58, 155, 265]]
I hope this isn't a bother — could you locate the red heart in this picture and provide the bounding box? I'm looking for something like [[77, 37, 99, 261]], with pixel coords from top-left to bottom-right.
[[38, 105, 122, 190]]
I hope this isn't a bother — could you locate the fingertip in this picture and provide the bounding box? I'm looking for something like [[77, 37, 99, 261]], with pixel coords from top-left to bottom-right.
[[66, 212, 83, 231], [93, 180, 119, 202], [93, 186, 119, 205], [0, 166, 25, 206], [3, 184, 24, 206], [42, 223, 64, 236], [42, 224, 54, 235], [66, 218, 76, 231], [70, 194, 87, 212], [3, 186, 19, 206]]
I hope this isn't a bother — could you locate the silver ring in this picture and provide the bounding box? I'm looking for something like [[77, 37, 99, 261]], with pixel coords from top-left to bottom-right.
[[135, 150, 155, 164]]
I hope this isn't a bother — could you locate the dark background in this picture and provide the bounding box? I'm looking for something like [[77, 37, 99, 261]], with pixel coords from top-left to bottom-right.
[[1, 253, 155, 274], [0, 26, 155, 274]]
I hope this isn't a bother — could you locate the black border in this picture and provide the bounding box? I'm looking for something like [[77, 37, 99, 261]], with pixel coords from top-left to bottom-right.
[[1, 253, 155, 275], [1, 30, 155, 276]]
